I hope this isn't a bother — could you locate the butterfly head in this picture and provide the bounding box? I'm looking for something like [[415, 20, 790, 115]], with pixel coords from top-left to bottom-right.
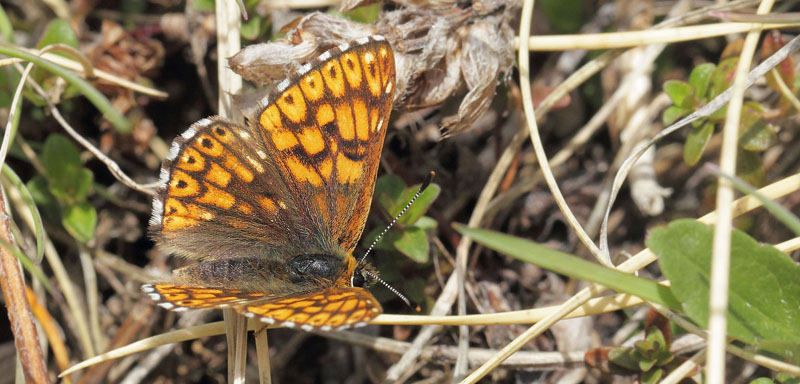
[[351, 261, 378, 288]]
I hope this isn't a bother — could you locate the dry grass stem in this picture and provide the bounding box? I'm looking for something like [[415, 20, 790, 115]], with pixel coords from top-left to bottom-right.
[[707, 1, 774, 380], [212, 0, 252, 382], [25, 286, 73, 384], [661, 347, 706, 384], [521, 22, 800, 51], [2, 49, 168, 98]]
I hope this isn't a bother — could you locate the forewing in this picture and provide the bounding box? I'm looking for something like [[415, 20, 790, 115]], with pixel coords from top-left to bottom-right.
[[237, 286, 383, 330], [149, 117, 309, 260], [252, 37, 396, 254], [142, 283, 273, 310]]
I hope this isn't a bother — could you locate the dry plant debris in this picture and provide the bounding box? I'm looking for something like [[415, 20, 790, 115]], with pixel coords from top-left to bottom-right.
[[0, 0, 798, 383]]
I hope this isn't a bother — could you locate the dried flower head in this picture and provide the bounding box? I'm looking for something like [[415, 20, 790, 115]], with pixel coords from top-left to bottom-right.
[[229, 1, 518, 137]]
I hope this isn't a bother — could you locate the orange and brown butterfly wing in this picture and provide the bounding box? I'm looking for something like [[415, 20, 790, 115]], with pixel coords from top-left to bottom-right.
[[147, 37, 394, 325], [237, 286, 382, 331], [149, 117, 312, 262], [142, 283, 272, 310], [252, 37, 396, 254]]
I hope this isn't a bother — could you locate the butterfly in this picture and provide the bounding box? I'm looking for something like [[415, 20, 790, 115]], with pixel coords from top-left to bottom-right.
[[143, 36, 395, 331]]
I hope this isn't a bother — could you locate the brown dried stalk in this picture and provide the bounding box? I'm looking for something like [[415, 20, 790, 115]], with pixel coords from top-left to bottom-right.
[[0, 191, 50, 383]]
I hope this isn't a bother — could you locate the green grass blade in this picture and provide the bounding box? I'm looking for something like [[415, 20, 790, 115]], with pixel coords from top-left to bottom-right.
[[0, 41, 131, 133], [708, 164, 800, 235], [2, 165, 44, 262], [455, 224, 681, 310]]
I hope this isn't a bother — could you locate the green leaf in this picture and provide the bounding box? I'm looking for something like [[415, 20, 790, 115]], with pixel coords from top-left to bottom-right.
[[794, 71, 800, 91], [608, 348, 639, 371], [641, 368, 663, 384], [392, 227, 429, 263], [41, 134, 93, 203], [663, 80, 693, 107], [683, 121, 714, 165], [414, 216, 438, 231], [750, 379, 776, 384], [121, 0, 147, 15], [240, 17, 259, 40], [737, 149, 765, 187], [70, 168, 93, 201], [0, 66, 14, 109], [649, 220, 800, 363], [373, 174, 439, 229], [61, 202, 96, 243], [363, 226, 430, 263], [42, 134, 81, 176], [739, 102, 776, 152], [192, 0, 215, 12], [662, 105, 690, 126], [36, 19, 78, 49], [374, 174, 406, 216], [688, 63, 716, 98], [739, 121, 777, 152], [363, 227, 388, 251], [241, 15, 270, 41], [646, 327, 666, 352], [398, 183, 440, 225], [638, 356, 657, 372], [0, 5, 13, 42], [635, 339, 653, 352], [540, 0, 585, 33], [454, 225, 681, 309], [341, 3, 381, 24], [776, 373, 800, 384], [27, 175, 55, 207], [710, 57, 738, 98]]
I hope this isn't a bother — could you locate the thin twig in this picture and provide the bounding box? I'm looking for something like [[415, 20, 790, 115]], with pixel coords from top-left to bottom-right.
[[16, 63, 158, 196]]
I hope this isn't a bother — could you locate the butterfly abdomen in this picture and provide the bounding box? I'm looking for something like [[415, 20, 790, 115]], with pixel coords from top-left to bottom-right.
[[173, 257, 290, 293], [286, 253, 345, 283]]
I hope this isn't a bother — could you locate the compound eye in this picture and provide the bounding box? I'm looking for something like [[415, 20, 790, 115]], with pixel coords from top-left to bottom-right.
[[352, 272, 366, 287]]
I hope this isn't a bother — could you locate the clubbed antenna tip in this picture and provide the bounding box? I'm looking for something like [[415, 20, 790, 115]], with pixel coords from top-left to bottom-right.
[[420, 171, 435, 192]]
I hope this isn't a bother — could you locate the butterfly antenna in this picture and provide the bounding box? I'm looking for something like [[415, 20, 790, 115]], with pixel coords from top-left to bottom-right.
[[363, 269, 420, 311], [359, 171, 435, 265]]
